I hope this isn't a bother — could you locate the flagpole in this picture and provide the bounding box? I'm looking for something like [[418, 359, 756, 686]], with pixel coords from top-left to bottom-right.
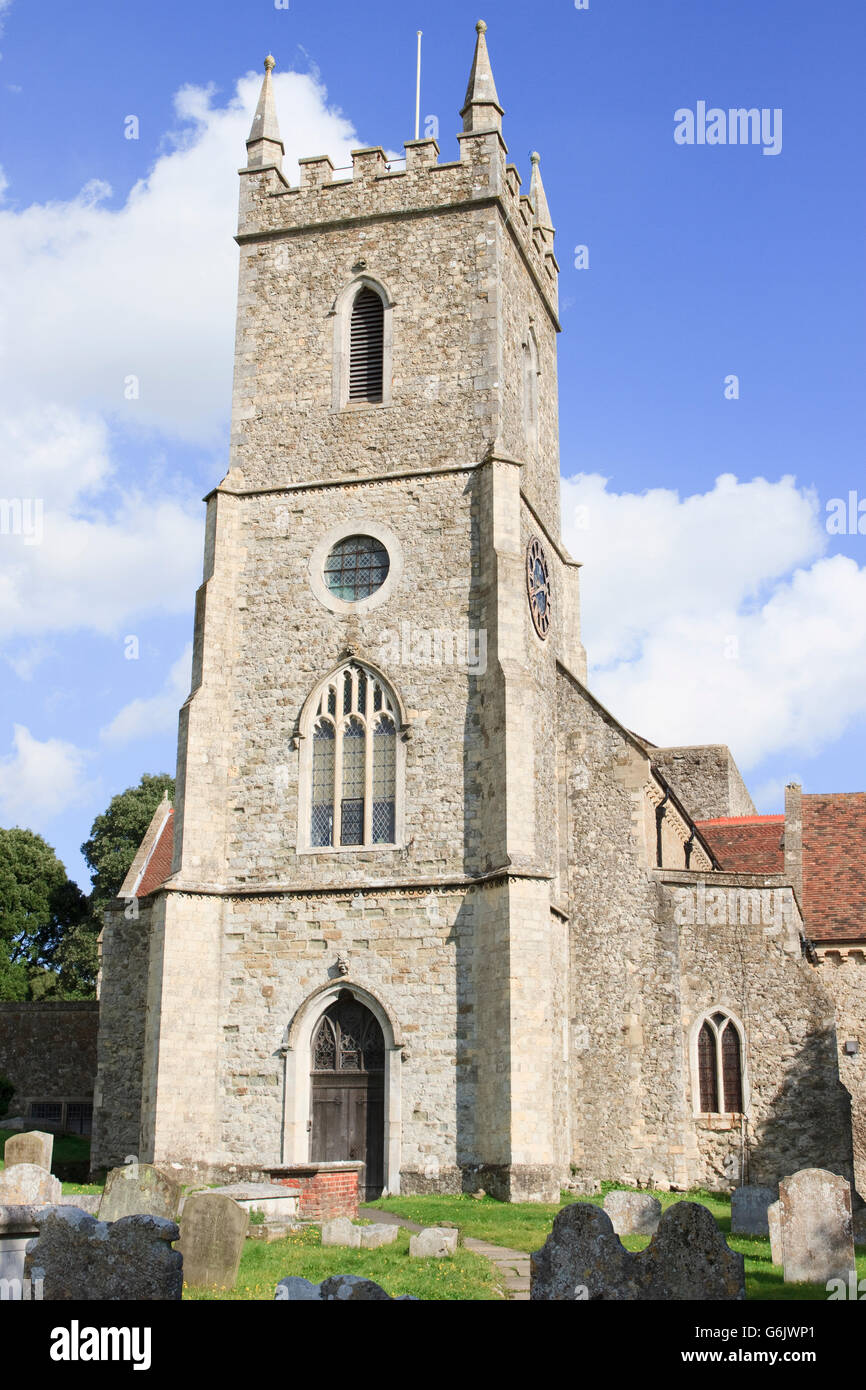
[[415, 31, 422, 141]]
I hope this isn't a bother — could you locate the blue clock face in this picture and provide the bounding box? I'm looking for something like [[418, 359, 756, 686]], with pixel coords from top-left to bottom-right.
[[526, 538, 551, 638]]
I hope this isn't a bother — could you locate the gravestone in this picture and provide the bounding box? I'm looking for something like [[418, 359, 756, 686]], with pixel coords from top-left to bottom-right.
[[731, 1186, 777, 1237], [275, 1274, 417, 1301], [23, 1208, 182, 1300], [531, 1201, 744, 1300], [98, 1163, 182, 1224], [3, 1131, 54, 1173], [603, 1191, 661, 1236], [778, 1168, 855, 1285], [409, 1226, 458, 1258], [177, 1193, 249, 1289], [359, 1224, 399, 1250], [0, 1163, 61, 1206], [767, 1201, 783, 1266], [321, 1216, 361, 1249]]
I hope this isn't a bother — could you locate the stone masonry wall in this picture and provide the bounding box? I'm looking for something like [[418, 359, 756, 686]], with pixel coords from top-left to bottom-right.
[[817, 949, 866, 1195], [91, 904, 152, 1170], [651, 745, 756, 822], [0, 1001, 98, 1115]]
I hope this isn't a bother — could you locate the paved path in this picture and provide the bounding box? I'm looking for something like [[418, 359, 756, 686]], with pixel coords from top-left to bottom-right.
[[360, 1206, 530, 1300]]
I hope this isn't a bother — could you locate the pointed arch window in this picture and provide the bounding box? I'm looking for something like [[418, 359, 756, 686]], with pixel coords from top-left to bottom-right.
[[696, 1011, 744, 1114], [522, 329, 539, 450], [304, 662, 401, 850], [348, 286, 384, 402]]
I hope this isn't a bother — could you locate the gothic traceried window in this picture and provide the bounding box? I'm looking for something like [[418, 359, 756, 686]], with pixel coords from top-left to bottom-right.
[[311, 997, 385, 1074], [305, 662, 399, 850], [696, 1011, 744, 1114]]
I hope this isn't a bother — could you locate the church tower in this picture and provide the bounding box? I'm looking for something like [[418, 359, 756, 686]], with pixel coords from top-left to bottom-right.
[[97, 24, 586, 1201]]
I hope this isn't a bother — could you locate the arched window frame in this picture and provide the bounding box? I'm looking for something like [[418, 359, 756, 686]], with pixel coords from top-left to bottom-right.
[[297, 659, 407, 853], [690, 1008, 749, 1117], [331, 275, 394, 411], [522, 325, 540, 452]]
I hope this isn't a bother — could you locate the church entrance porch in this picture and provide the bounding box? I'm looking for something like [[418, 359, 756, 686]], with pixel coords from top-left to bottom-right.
[[309, 994, 385, 1200]]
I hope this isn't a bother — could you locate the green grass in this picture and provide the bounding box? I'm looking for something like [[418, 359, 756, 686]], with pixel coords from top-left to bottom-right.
[[370, 1188, 866, 1301], [182, 1222, 502, 1301]]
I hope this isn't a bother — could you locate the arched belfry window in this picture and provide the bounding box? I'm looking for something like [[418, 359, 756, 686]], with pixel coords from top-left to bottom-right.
[[695, 1010, 745, 1114], [349, 287, 384, 402], [303, 661, 403, 851], [333, 278, 393, 410]]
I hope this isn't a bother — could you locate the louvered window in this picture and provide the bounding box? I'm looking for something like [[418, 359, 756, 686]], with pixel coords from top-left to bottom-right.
[[348, 287, 384, 402]]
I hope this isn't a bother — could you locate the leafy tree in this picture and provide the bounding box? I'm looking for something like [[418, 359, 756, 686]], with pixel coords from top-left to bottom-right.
[[81, 772, 175, 915], [0, 828, 89, 1000]]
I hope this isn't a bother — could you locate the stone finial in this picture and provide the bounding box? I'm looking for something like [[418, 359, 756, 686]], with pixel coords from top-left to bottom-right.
[[246, 55, 285, 170], [461, 19, 503, 133], [529, 151, 555, 234]]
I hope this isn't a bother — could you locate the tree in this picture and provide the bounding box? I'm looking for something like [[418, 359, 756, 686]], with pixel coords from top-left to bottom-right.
[[0, 828, 90, 1000], [81, 772, 175, 915]]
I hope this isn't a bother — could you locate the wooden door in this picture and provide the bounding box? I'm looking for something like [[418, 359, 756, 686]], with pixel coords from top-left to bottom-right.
[[310, 994, 385, 1199]]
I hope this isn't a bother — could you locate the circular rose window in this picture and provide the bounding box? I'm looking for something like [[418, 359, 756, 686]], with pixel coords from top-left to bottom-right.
[[526, 537, 551, 639], [323, 534, 390, 602]]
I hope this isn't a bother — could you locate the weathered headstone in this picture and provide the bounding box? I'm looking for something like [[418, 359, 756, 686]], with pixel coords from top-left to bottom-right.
[[531, 1201, 745, 1300], [358, 1224, 399, 1250], [321, 1216, 361, 1249], [731, 1186, 777, 1237], [3, 1131, 54, 1173], [98, 1163, 182, 1224], [778, 1168, 855, 1285], [0, 1163, 61, 1206], [275, 1274, 417, 1301], [177, 1192, 249, 1289], [603, 1191, 661, 1236], [767, 1201, 783, 1266], [409, 1226, 458, 1258], [24, 1208, 182, 1300]]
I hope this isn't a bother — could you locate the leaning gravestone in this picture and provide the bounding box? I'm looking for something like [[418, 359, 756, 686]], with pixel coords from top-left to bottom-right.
[[409, 1226, 458, 1258], [98, 1163, 182, 1224], [767, 1201, 783, 1266], [358, 1224, 399, 1250], [731, 1186, 777, 1237], [275, 1274, 417, 1301], [603, 1191, 661, 1236], [3, 1131, 54, 1173], [177, 1192, 249, 1289], [778, 1168, 855, 1285], [531, 1202, 744, 1300], [24, 1208, 182, 1300], [0, 1163, 61, 1206]]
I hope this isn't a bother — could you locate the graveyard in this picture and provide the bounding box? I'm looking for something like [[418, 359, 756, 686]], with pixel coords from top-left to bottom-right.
[[2, 1125, 864, 1301]]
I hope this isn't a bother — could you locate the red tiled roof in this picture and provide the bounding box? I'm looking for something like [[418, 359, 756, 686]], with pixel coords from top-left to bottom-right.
[[695, 816, 784, 875], [137, 809, 174, 897], [801, 793, 866, 942]]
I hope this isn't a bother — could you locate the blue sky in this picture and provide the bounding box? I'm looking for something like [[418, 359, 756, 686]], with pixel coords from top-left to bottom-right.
[[0, 0, 864, 888]]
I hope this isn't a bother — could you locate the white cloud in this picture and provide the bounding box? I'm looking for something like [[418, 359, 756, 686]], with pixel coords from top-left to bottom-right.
[[0, 69, 363, 441], [561, 473, 866, 769], [0, 724, 94, 822], [101, 644, 192, 745]]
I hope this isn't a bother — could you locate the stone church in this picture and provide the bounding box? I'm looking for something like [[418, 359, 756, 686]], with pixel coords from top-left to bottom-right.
[[92, 24, 863, 1202]]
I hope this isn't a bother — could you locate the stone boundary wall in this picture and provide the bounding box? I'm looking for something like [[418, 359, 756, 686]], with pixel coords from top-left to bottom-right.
[[0, 1002, 98, 1119]]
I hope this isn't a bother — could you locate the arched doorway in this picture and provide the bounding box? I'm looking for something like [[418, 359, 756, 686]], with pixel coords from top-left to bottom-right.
[[310, 991, 385, 1199]]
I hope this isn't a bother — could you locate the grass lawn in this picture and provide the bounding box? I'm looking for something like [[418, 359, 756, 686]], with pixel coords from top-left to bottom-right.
[[183, 1222, 502, 1301], [370, 1187, 866, 1301]]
